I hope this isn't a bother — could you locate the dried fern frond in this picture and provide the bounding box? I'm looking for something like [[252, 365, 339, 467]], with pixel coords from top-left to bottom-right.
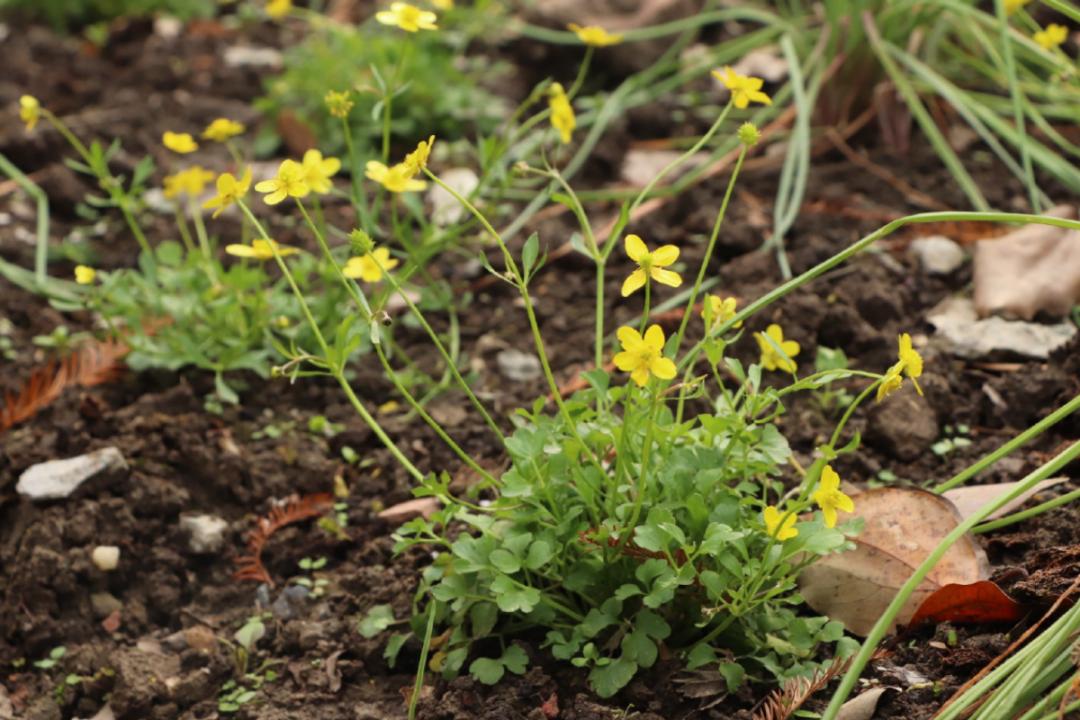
[[753, 655, 851, 720], [234, 493, 335, 587], [0, 337, 129, 433]]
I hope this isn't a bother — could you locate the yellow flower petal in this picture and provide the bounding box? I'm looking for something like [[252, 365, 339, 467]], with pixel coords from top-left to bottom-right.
[[651, 244, 679, 266], [650, 267, 683, 288], [642, 324, 666, 352], [624, 234, 648, 262], [621, 268, 647, 297]]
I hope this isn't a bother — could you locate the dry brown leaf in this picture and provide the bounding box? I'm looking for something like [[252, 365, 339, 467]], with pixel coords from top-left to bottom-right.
[[377, 497, 440, 524], [973, 204, 1080, 320], [799, 488, 989, 636], [837, 687, 892, 720], [943, 477, 1069, 522]]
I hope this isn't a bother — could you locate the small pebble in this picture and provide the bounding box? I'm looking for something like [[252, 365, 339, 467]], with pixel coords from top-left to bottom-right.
[[91, 545, 120, 572]]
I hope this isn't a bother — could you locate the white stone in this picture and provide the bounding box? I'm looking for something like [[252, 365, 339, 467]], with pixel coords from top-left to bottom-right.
[[496, 348, 542, 382], [911, 235, 966, 275], [428, 168, 479, 227], [180, 514, 229, 554], [927, 296, 1076, 359], [16, 448, 127, 500], [223, 45, 283, 70], [91, 546, 120, 572]]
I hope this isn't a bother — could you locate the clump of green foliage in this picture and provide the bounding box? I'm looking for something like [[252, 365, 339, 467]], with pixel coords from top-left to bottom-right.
[[0, 0, 215, 31], [256, 12, 509, 158]]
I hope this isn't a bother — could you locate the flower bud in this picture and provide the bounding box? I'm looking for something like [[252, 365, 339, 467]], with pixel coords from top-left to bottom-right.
[[737, 122, 760, 147], [325, 90, 354, 119], [348, 229, 374, 256]]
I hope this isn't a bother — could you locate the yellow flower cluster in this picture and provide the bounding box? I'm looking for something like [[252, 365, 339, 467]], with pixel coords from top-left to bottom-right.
[[621, 234, 681, 297], [375, 2, 437, 32], [548, 83, 576, 145], [204, 168, 252, 217], [202, 118, 245, 142], [567, 23, 622, 47], [19, 95, 40, 131], [876, 333, 924, 402], [712, 67, 772, 109], [614, 325, 676, 387], [764, 465, 854, 541], [74, 265, 97, 285], [164, 166, 215, 199], [1033, 24, 1067, 50], [755, 324, 800, 373], [163, 131, 198, 154], [344, 247, 399, 282], [366, 136, 434, 193], [225, 239, 298, 261]]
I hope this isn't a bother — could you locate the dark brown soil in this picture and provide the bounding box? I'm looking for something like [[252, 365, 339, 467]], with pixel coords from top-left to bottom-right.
[[2, 11, 1079, 720]]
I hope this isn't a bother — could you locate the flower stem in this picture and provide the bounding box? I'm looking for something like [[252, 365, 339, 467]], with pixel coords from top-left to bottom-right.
[[238, 200, 423, 482], [671, 146, 747, 355]]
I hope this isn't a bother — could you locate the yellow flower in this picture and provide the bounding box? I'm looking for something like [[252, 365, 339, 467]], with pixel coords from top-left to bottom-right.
[[325, 90, 354, 119], [203, 168, 253, 218], [763, 505, 798, 541], [202, 118, 245, 142], [702, 294, 741, 331], [755, 324, 800, 373], [620, 234, 682, 297], [875, 367, 903, 402], [1033, 24, 1068, 50], [225, 239, 298, 261], [19, 95, 40, 131], [375, 2, 438, 32], [1004, 0, 1031, 13], [877, 332, 924, 401], [343, 247, 399, 283], [613, 324, 677, 387], [74, 265, 96, 285], [811, 465, 855, 529], [711, 67, 772, 109], [403, 135, 435, 175], [567, 23, 623, 47], [432, 0, 453, 8], [256, 159, 310, 205], [302, 150, 341, 195], [163, 166, 215, 199], [365, 161, 427, 193], [266, 0, 292, 18], [548, 82, 576, 145], [162, 131, 198, 154]]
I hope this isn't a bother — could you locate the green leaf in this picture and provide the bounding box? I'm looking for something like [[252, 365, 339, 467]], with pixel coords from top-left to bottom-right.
[[524, 540, 554, 570], [613, 584, 642, 601], [500, 645, 528, 675], [718, 661, 745, 692], [589, 656, 638, 698], [383, 633, 409, 668], [490, 576, 540, 613], [635, 609, 671, 639], [469, 657, 505, 685], [686, 643, 717, 670], [522, 232, 540, 279], [470, 602, 499, 638], [621, 630, 657, 668], [357, 604, 395, 638], [633, 524, 666, 553], [489, 549, 521, 574]]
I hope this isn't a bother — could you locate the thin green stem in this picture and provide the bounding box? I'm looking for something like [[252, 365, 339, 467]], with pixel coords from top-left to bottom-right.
[[408, 603, 438, 720], [671, 146, 747, 355], [973, 486, 1080, 534], [425, 168, 605, 472], [374, 341, 498, 487], [238, 200, 423, 482]]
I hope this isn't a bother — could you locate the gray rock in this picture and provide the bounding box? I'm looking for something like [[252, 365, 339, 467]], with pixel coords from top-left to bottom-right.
[[91, 592, 123, 619], [911, 235, 966, 275], [928, 296, 1076, 359], [16, 448, 127, 500], [271, 584, 311, 620], [496, 348, 542, 382], [179, 514, 228, 554], [223, 45, 282, 70], [866, 391, 940, 462]]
